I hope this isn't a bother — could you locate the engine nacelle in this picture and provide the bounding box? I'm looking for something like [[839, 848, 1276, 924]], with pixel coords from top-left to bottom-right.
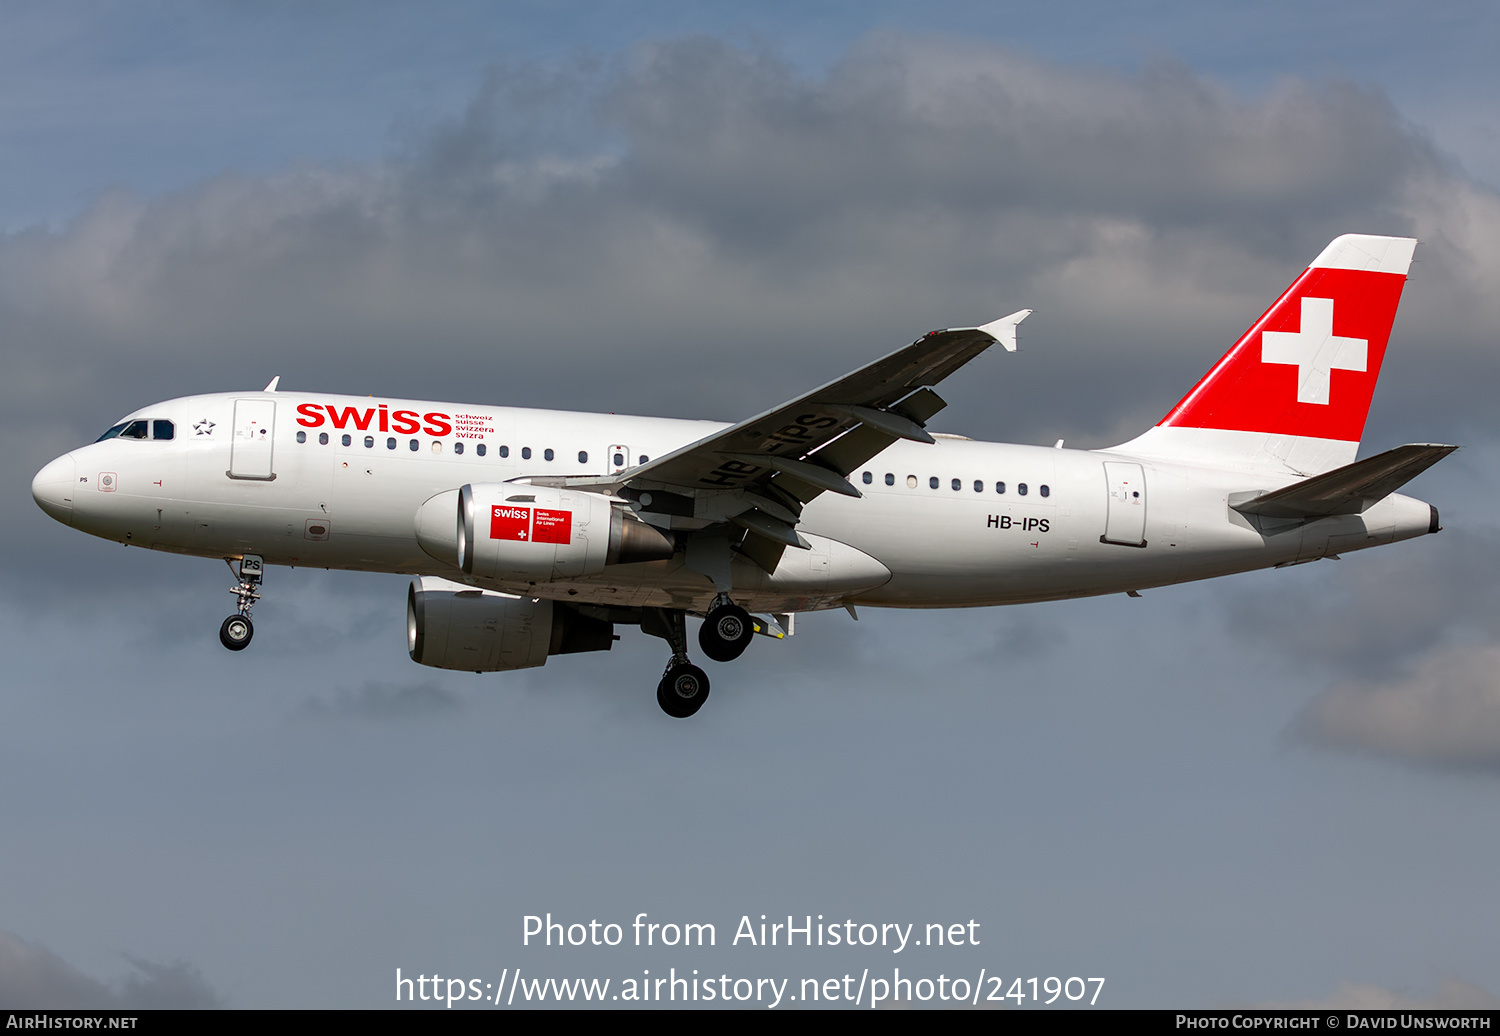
[[415, 483, 673, 582], [407, 577, 615, 672]]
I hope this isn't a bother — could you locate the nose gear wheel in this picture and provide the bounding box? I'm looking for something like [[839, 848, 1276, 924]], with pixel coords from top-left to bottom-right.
[[219, 614, 253, 650], [219, 555, 263, 652]]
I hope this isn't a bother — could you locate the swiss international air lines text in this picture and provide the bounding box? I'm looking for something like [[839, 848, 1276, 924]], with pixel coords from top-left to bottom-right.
[[394, 913, 1106, 1008], [490, 506, 572, 544]]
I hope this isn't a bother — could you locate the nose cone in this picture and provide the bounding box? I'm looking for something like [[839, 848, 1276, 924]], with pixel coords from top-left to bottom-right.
[[32, 453, 76, 526]]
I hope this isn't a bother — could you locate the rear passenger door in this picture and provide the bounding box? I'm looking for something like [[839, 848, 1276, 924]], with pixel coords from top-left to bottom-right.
[[1101, 461, 1146, 547]]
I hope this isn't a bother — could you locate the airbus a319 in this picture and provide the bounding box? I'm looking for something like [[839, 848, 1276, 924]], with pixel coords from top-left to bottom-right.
[[32, 234, 1452, 717]]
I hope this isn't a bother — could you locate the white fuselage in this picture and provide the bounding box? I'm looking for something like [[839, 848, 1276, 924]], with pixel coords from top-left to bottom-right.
[[33, 390, 1437, 616]]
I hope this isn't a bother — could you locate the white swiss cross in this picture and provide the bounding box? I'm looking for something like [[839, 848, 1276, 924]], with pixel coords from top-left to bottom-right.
[[1260, 296, 1367, 405]]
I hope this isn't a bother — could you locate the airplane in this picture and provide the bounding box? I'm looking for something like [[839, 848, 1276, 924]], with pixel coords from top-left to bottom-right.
[[31, 233, 1453, 718]]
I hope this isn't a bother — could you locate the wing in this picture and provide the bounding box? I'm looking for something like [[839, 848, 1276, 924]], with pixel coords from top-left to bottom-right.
[[607, 310, 1032, 572]]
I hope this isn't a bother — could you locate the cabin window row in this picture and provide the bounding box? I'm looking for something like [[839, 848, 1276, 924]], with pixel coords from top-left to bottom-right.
[[860, 470, 1050, 497], [292, 431, 649, 465]]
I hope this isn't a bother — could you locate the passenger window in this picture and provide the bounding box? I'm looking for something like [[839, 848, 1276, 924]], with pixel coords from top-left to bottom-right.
[[929, 476, 939, 489], [296, 431, 307, 443], [951, 478, 961, 491], [1018, 483, 1028, 496], [996, 482, 1006, 494], [431, 441, 442, 454], [521, 447, 531, 460], [973, 480, 983, 492], [639, 455, 649, 464], [498, 445, 509, 458], [454, 442, 465, 455], [476, 444, 486, 457], [614, 452, 625, 467], [409, 439, 419, 451], [885, 473, 894, 486], [319, 432, 329, 445], [862, 471, 873, 484], [907, 475, 917, 488], [1040, 484, 1050, 498], [341, 434, 352, 447], [387, 438, 397, 450], [152, 420, 174, 440], [120, 420, 149, 440], [364, 436, 374, 448], [578, 451, 588, 464], [544, 448, 554, 461]]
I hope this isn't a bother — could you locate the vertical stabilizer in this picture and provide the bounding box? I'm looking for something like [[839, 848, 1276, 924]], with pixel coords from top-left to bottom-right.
[[1112, 234, 1416, 474]]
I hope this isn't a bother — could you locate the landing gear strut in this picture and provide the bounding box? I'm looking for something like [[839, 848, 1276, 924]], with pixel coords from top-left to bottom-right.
[[644, 608, 711, 718], [219, 554, 263, 651], [698, 596, 754, 663]]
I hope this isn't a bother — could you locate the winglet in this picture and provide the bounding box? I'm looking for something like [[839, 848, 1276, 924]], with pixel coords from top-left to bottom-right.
[[263, 376, 281, 392], [977, 309, 1033, 352]]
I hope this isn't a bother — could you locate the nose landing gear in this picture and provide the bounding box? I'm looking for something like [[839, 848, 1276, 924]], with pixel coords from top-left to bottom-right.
[[219, 554, 263, 651]]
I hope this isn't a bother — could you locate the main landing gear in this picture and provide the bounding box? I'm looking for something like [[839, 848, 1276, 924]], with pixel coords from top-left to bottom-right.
[[698, 597, 754, 663], [219, 554, 263, 651], [644, 608, 711, 719], [644, 598, 758, 718]]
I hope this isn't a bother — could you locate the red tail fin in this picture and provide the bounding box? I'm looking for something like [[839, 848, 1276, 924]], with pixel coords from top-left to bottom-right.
[[1117, 235, 1415, 473]]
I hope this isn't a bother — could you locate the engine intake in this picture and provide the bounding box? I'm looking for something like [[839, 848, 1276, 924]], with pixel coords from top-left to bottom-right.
[[407, 577, 615, 672]]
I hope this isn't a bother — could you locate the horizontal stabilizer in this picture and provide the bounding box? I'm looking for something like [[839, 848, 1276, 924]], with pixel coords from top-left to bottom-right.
[[1232, 443, 1457, 520]]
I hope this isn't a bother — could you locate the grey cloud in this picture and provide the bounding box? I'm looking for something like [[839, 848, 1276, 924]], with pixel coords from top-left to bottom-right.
[[0, 36, 1473, 408], [1292, 642, 1500, 771], [7, 33, 1500, 592], [1225, 528, 1500, 679], [0, 931, 223, 1009], [609, 36, 1434, 247]]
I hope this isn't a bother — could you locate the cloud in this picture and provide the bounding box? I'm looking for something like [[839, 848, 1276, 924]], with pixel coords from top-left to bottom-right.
[[1224, 528, 1500, 679], [1261, 978, 1500, 1009], [0, 930, 223, 1009], [4, 35, 1489, 431], [1292, 642, 1500, 771], [7, 32, 1500, 597]]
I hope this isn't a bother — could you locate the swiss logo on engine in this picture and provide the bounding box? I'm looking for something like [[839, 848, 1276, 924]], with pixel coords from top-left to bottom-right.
[[490, 505, 531, 541], [489, 505, 572, 543], [531, 509, 572, 544]]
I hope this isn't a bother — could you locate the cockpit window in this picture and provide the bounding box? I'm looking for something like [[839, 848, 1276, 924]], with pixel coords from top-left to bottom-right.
[[97, 418, 174, 442]]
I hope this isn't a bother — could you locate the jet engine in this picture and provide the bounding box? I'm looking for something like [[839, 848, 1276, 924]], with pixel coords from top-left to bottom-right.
[[414, 483, 674, 582], [407, 576, 615, 672]]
